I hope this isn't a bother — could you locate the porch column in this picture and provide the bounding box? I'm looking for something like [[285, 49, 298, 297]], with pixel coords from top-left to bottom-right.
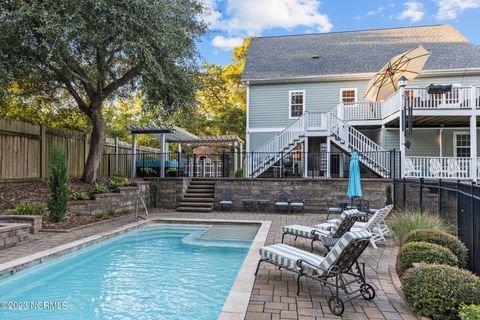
[[303, 138, 309, 178], [131, 134, 137, 178], [470, 86, 477, 180], [339, 153, 344, 178], [233, 141, 238, 174], [160, 134, 165, 178], [399, 83, 406, 178], [326, 137, 331, 178]]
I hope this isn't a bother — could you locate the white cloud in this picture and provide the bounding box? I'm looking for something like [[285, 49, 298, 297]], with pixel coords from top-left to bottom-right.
[[204, 0, 332, 35], [434, 0, 480, 19], [397, 1, 425, 23], [211, 35, 244, 51]]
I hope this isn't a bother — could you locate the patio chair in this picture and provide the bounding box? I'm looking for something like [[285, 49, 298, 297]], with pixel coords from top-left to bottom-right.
[[317, 205, 393, 249], [404, 158, 421, 177], [256, 230, 375, 316], [282, 209, 362, 252], [289, 192, 305, 213], [274, 191, 290, 213], [218, 189, 234, 211], [326, 201, 343, 220]]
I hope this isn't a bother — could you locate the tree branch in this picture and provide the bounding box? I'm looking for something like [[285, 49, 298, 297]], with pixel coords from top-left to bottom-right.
[[101, 65, 141, 100]]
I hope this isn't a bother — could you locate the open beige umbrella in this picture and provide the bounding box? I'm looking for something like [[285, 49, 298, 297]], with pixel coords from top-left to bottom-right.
[[364, 46, 431, 102]]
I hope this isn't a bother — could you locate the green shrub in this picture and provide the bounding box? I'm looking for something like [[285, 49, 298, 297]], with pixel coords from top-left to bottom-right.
[[94, 212, 105, 219], [459, 304, 480, 320], [110, 176, 129, 189], [404, 229, 469, 268], [69, 191, 90, 201], [90, 183, 108, 194], [11, 201, 45, 215], [235, 167, 244, 177], [403, 264, 480, 320], [398, 241, 458, 273], [389, 210, 451, 244], [47, 146, 69, 222]]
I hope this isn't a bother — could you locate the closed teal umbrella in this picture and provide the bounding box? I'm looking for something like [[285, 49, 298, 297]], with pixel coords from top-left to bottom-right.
[[347, 152, 363, 198]]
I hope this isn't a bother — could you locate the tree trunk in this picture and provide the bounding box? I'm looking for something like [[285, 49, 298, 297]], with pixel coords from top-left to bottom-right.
[[82, 107, 105, 183]]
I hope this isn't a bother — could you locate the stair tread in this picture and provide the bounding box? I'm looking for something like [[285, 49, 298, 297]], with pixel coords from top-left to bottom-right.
[[176, 207, 213, 212]]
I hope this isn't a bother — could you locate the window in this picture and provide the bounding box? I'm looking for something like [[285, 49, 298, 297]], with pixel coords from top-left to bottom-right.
[[340, 88, 357, 104], [289, 90, 305, 118], [454, 132, 470, 157]]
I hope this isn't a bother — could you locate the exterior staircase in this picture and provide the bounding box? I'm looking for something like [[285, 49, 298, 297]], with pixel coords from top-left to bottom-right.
[[176, 179, 215, 212]]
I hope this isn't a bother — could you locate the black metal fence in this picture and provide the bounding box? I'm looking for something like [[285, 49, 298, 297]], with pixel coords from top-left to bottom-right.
[[394, 178, 480, 275]]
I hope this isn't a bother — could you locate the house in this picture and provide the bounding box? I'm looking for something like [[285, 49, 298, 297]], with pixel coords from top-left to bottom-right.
[[242, 24, 480, 180]]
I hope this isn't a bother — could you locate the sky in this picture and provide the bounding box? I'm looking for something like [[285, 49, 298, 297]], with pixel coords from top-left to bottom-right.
[[198, 0, 480, 65]]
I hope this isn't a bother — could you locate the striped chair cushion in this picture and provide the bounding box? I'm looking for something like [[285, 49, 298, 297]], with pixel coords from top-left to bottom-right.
[[315, 221, 366, 230], [275, 201, 289, 206], [318, 230, 372, 272], [329, 209, 360, 236], [283, 225, 328, 239], [220, 200, 233, 205], [259, 244, 325, 275]]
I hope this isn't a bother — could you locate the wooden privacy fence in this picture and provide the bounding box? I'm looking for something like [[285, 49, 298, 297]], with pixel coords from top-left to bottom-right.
[[0, 118, 159, 185]]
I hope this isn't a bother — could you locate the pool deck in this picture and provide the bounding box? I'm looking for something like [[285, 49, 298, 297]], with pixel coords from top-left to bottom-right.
[[0, 210, 417, 320]]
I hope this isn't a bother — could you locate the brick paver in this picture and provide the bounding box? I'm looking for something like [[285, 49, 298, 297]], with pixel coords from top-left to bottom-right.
[[0, 210, 416, 319]]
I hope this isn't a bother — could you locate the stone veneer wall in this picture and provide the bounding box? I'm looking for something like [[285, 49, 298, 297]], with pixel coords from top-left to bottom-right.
[[68, 181, 150, 215], [0, 223, 31, 249], [147, 178, 390, 212], [0, 215, 42, 233]]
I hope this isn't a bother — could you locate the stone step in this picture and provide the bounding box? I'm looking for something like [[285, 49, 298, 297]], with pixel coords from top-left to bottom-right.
[[176, 206, 213, 213], [182, 197, 215, 203], [188, 184, 214, 189], [184, 193, 215, 198], [186, 188, 215, 193], [190, 180, 215, 185], [178, 202, 213, 208]]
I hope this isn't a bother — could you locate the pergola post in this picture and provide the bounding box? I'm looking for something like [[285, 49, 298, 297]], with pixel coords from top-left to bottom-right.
[[160, 133, 166, 178], [239, 143, 243, 172], [234, 142, 238, 174], [131, 134, 137, 178]]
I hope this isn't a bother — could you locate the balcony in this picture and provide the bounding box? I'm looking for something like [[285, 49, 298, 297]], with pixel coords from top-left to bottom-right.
[[404, 156, 479, 180]]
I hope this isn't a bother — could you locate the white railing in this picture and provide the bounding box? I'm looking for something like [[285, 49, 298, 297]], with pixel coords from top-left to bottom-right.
[[308, 112, 326, 130], [404, 86, 472, 109], [404, 156, 471, 179], [328, 112, 390, 177], [340, 101, 382, 120], [382, 90, 401, 119], [476, 87, 480, 108]]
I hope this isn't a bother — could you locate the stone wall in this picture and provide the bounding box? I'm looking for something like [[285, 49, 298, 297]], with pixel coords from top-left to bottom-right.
[[149, 178, 190, 209], [68, 181, 150, 215], [0, 223, 31, 249], [0, 215, 42, 233], [147, 178, 390, 212]]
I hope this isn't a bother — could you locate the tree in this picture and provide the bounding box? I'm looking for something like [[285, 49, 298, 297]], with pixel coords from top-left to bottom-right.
[[0, 0, 206, 182]]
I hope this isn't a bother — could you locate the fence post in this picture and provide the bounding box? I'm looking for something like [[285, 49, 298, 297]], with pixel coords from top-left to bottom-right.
[[193, 154, 197, 177], [177, 151, 181, 177], [438, 179, 442, 215], [419, 177, 424, 213], [108, 154, 111, 177], [403, 177, 406, 208], [40, 125, 47, 181]]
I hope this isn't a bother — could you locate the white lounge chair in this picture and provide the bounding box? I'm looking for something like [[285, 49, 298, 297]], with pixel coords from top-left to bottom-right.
[[256, 230, 375, 316], [317, 205, 393, 248], [282, 209, 362, 252]]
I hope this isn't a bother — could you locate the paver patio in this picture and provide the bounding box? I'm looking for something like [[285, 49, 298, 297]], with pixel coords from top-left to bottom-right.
[[0, 210, 417, 320]]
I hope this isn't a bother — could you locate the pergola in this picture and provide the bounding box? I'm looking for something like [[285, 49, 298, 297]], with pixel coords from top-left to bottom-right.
[[126, 125, 244, 177]]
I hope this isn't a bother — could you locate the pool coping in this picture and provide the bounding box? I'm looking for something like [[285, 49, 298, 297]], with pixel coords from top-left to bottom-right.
[[0, 217, 271, 320]]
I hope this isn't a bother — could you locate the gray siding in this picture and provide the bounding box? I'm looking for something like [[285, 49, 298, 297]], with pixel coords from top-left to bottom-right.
[[249, 132, 277, 151]]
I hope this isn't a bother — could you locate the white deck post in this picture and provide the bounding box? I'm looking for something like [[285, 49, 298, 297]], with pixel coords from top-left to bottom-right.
[[470, 86, 477, 180], [160, 134, 165, 178], [131, 134, 137, 178], [239, 143, 243, 171], [303, 137, 309, 178], [233, 141, 238, 174], [399, 84, 406, 178], [326, 137, 331, 178], [339, 153, 344, 178]]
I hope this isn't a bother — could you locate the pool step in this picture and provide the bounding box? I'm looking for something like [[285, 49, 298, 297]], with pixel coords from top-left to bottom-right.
[[177, 180, 216, 212]]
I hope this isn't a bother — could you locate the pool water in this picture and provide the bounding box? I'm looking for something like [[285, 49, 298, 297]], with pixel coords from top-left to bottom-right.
[[0, 224, 252, 320]]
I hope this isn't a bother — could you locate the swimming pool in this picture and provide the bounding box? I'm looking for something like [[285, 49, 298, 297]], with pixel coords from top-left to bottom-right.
[[0, 224, 254, 319]]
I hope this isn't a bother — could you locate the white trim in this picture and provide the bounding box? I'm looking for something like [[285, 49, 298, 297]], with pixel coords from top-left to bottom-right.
[[246, 82, 250, 152], [248, 127, 285, 133], [288, 90, 306, 119], [339, 88, 357, 103], [453, 131, 470, 157]]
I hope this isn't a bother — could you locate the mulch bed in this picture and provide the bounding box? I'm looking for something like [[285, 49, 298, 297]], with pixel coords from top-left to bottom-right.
[[41, 211, 132, 232]]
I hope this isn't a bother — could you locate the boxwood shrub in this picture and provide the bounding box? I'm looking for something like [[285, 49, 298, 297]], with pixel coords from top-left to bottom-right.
[[459, 304, 480, 320], [398, 241, 458, 273], [404, 229, 468, 268], [403, 264, 480, 320]]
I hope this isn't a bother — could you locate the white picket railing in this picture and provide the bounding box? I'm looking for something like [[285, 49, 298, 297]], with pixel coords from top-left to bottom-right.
[[404, 156, 472, 179], [404, 86, 472, 109], [308, 112, 326, 130], [340, 101, 382, 120]]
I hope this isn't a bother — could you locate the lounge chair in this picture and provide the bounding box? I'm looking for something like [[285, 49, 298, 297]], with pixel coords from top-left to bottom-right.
[[282, 209, 362, 252], [218, 189, 234, 211], [326, 201, 343, 220], [274, 191, 290, 212], [289, 192, 305, 213], [256, 230, 375, 316], [317, 205, 393, 248]]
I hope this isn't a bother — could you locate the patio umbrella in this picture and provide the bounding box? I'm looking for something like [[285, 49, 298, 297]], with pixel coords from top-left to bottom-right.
[[364, 46, 431, 102], [347, 152, 362, 198]]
